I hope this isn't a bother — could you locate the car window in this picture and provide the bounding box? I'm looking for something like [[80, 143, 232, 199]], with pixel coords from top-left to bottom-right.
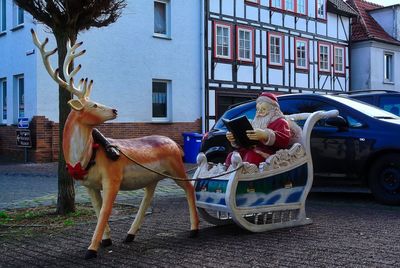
[[379, 96, 400, 116], [214, 103, 256, 130], [327, 95, 398, 119], [279, 98, 365, 128], [351, 95, 374, 105]]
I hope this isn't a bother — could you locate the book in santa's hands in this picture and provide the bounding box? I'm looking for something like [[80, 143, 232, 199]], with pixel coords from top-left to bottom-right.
[[222, 115, 258, 148]]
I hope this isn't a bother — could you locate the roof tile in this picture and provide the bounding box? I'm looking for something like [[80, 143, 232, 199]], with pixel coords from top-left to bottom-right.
[[347, 0, 400, 45]]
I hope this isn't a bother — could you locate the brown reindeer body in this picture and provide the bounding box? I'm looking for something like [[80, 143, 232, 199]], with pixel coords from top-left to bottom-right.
[[32, 30, 199, 259]]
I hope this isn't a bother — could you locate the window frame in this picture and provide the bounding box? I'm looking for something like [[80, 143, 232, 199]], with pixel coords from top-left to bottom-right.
[[270, 0, 283, 9], [13, 1, 24, 27], [1, 0, 6, 32], [268, 32, 284, 68], [245, 0, 260, 5], [296, 0, 308, 16], [153, 0, 171, 39], [318, 42, 331, 73], [236, 25, 255, 64], [333, 45, 345, 76], [152, 79, 171, 122], [295, 37, 309, 71], [384, 52, 394, 83], [213, 21, 234, 61], [285, 0, 295, 12], [15, 75, 24, 121], [1, 78, 6, 123], [316, 0, 327, 20]]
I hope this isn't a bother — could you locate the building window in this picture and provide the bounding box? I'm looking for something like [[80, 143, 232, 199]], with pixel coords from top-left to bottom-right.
[[318, 43, 330, 73], [13, 1, 24, 26], [316, 0, 326, 20], [285, 0, 294, 12], [270, 0, 283, 9], [214, 21, 233, 61], [154, 0, 170, 37], [152, 80, 170, 121], [16, 75, 24, 118], [245, 0, 260, 4], [236, 26, 254, 64], [297, 0, 307, 15], [268, 32, 284, 67], [295, 38, 308, 71], [334, 46, 345, 75], [1, 0, 6, 32], [1, 79, 6, 122], [384, 53, 394, 82]]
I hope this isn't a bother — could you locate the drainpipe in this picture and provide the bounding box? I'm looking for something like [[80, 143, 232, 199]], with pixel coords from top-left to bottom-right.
[[200, 0, 206, 133]]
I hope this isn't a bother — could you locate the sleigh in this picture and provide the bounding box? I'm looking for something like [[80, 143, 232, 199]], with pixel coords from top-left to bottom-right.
[[192, 110, 339, 232]]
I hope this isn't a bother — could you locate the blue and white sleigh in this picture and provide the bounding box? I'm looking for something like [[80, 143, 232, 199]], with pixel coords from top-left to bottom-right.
[[192, 110, 339, 232]]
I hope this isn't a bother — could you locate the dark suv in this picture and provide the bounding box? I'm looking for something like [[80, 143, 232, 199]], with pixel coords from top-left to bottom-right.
[[344, 90, 400, 116], [201, 93, 400, 205]]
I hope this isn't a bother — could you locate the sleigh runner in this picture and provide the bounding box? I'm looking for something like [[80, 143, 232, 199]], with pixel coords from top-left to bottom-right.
[[192, 110, 339, 232]]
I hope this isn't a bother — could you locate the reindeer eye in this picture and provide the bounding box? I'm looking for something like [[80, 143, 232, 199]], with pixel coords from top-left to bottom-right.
[[93, 104, 98, 108]]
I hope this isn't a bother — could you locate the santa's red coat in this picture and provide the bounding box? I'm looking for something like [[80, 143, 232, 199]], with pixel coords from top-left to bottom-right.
[[225, 117, 291, 166]]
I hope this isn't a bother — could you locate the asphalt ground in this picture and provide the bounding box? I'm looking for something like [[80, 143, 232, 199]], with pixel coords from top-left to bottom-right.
[[0, 162, 399, 267]]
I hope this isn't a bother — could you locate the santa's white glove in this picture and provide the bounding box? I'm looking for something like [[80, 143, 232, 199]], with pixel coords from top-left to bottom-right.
[[246, 128, 268, 141]]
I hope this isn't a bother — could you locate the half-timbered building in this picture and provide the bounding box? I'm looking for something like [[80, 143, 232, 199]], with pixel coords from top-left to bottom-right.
[[204, 0, 357, 130]]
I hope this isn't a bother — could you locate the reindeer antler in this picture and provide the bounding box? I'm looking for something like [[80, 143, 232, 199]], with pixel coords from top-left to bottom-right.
[[31, 29, 93, 99]]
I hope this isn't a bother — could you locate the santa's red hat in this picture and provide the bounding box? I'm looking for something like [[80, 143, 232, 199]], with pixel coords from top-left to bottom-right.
[[256, 92, 279, 107]]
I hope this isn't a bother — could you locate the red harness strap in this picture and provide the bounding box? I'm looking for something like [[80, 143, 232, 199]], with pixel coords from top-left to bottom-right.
[[66, 143, 99, 180]]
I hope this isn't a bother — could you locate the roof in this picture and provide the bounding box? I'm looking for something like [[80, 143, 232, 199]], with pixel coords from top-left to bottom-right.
[[327, 0, 358, 17], [347, 0, 400, 45]]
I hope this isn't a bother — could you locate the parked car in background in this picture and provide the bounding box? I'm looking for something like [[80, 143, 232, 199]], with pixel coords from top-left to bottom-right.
[[343, 90, 400, 116], [201, 93, 400, 205]]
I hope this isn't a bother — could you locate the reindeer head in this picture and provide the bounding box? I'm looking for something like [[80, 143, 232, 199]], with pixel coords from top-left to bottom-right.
[[31, 29, 118, 126]]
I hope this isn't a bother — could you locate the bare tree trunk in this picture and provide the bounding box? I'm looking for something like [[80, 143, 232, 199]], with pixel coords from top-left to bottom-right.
[[55, 32, 76, 214]]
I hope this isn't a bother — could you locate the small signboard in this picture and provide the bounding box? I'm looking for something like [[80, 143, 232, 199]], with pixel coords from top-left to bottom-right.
[[16, 129, 32, 148], [18, 117, 29, 129]]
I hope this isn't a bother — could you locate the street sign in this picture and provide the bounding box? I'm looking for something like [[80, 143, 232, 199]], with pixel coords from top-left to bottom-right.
[[18, 117, 29, 129], [16, 129, 32, 148]]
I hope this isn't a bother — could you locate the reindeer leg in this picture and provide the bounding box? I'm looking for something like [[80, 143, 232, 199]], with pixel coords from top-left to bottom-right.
[[124, 181, 158, 243], [86, 187, 112, 247], [174, 178, 200, 237], [85, 182, 119, 259]]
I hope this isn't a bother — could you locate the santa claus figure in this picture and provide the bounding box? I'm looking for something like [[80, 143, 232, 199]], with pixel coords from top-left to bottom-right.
[[225, 92, 291, 166]]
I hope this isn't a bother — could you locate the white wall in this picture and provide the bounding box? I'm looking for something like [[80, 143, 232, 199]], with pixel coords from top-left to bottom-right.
[[0, 1, 37, 124], [350, 42, 371, 90], [369, 5, 400, 41], [10, 0, 202, 123], [351, 41, 400, 90]]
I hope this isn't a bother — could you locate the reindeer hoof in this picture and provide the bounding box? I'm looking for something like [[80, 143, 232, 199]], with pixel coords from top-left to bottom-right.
[[84, 249, 97, 259], [123, 234, 135, 243], [101, 239, 112, 247], [189, 229, 199, 238]]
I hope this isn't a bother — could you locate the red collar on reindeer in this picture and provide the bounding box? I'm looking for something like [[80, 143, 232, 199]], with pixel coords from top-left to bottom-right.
[[66, 143, 99, 180]]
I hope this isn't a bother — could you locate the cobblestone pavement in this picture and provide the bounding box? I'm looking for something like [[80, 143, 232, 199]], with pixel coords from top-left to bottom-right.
[[0, 162, 195, 209], [0, 162, 399, 267], [0, 193, 399, 267]]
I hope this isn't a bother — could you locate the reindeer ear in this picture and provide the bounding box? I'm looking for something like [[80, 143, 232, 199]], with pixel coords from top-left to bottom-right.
[[68, 99, 84, 111]]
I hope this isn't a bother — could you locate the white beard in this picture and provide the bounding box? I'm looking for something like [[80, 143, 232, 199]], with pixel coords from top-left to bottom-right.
[[251, 106, 284, 129], [251, 114, 271, 129]]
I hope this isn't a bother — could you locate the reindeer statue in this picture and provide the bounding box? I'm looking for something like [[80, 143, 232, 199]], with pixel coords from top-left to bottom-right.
[[31, 30, 199, 259]]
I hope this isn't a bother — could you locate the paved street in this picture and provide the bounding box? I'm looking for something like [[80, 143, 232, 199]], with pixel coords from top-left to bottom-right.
[[0, 162, 399, 267]]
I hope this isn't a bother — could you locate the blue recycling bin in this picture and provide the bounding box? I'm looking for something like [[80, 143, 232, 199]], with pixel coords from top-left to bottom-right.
[[182, 132, 203, 163]]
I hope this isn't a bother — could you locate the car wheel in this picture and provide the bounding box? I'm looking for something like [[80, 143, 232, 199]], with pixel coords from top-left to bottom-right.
[[368, 154, 400, 205]]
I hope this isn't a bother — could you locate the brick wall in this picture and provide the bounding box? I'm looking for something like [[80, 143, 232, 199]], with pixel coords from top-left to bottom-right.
[[0, 116, 202, 163]]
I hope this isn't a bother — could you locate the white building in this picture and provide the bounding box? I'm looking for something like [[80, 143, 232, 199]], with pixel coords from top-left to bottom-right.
[[204, 0, 357, 130], [0, 0, 203, 161], [348, 0, 400, 91]]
